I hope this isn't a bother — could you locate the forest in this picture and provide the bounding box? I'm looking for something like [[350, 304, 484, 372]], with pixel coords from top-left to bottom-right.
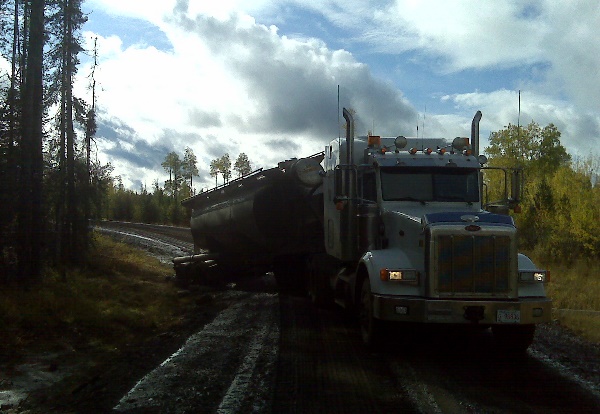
[[0, 1, 598, 289]]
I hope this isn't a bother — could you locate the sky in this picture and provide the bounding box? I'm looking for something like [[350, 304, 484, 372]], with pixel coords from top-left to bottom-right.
[[76, 0, 600, 191]]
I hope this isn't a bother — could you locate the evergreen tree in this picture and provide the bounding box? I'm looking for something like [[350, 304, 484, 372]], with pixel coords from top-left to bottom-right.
[[18, 0, 45, 282]]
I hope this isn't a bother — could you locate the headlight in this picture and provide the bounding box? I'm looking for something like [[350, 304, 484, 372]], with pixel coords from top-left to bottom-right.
[[519, 270, 550, 283], [380, 268, 419, 284]]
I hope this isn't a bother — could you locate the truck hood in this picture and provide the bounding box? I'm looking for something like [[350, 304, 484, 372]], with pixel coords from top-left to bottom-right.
[[422, 211, 515, 227]]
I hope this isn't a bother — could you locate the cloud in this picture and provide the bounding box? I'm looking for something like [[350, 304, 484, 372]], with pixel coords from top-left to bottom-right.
[[440, 89, 600, 155], [170, 9, 418, 138], [97, 116, 170, 170], [79, 0, 600, 191]]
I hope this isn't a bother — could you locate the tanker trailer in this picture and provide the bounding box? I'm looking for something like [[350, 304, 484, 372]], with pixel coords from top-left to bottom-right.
[[175, 153, 325, 287]]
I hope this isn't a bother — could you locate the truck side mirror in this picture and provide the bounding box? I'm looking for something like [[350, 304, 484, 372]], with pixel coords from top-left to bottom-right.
[[511, 169, 522, 204]]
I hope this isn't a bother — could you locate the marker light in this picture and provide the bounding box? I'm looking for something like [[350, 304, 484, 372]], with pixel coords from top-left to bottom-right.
[[380, 268, 418, 284], [519, 270, 550, 283], [368, 135, 381, 147], [409, 148, 418, 155], [462, 149, 472, 156], [424, 148, 433, 155], [395, 136, 408, 149], [452, 137, 470, 151], [437, 148, 447, 155]]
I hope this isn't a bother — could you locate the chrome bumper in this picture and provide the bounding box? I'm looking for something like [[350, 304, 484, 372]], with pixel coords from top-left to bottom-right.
[[372, 295, 552, 324]]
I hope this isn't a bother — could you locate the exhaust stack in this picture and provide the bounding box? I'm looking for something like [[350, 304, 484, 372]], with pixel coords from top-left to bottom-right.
[[471, 110, 482, 156], [343, 108, 355, 166]]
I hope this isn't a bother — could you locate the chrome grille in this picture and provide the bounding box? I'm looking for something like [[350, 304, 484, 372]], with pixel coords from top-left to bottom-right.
[[435, 234, 511, 295]]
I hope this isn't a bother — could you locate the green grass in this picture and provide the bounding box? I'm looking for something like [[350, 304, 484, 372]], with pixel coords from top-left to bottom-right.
[[0, 233, 194, 362], [534, 256, 600, 343]]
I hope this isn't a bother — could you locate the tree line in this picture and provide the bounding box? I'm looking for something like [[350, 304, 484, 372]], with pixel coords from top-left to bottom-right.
[[483, 121, 599, 263], [103, 151, 253, 226]]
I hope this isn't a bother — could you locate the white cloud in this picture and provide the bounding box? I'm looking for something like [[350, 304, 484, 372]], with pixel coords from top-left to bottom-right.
[[78, 0, 600, 190], [439, 89, 600, 156]]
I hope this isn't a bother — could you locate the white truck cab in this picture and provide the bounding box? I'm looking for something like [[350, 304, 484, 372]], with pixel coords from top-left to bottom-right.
[[318, 109, 551, 350]]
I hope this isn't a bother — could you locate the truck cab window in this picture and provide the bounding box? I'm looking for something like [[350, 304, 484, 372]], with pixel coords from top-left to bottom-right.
[[360, 172, 377, 202], [380, 167, 479, 202]]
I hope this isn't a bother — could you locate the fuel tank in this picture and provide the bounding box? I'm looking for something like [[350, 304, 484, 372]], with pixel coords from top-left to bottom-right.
[[182, 154, 325, 261]]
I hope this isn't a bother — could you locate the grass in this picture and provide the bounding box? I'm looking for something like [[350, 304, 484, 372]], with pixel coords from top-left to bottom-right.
[[0, 233, 195, 363], [533, 256, 600, 343]]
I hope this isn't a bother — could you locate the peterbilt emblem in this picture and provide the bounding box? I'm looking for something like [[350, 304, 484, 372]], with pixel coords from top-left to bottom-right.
[[461, 215, 479, 222]]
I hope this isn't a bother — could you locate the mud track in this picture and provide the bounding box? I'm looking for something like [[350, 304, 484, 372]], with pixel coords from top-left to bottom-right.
[[99, 221, 600, 413]]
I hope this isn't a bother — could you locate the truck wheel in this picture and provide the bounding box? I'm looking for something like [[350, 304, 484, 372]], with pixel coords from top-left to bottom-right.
[[492, 324, 535, 353], [359, 278, 381, 347]]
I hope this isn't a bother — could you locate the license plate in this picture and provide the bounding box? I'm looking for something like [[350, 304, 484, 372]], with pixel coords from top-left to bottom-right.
[[497, 309, 521, 323]]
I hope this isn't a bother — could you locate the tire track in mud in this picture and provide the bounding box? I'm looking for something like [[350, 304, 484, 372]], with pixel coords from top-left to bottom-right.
[[113, 292, 279, 413], [274, 295, 415, 414]]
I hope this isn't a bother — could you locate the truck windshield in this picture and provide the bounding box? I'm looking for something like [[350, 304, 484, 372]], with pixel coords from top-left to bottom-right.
[[380, 167, 479, 202]]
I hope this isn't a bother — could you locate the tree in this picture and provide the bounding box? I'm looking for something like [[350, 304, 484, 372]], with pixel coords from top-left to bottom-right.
[[18, 0, 45, 282], [181, 146, 198, 194], [234, 152, 252, 177], [486, 121, 571, 176], [161, 151, 183, 199], [44, 0, 88, 265], [219, 153, 231, 183], [209, 153, 232, 186], [483, 121, 600, 262], [209, 158, 219, 187]]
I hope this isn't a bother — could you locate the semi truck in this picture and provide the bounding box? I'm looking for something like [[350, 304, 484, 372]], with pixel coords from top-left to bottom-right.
[[175, 109, 551, 351]]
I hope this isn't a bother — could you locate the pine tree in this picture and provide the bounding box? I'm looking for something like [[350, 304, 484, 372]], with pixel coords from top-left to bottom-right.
[[18, 0, 45, 282]]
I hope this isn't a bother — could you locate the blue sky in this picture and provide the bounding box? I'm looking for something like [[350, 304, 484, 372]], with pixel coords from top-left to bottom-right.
[[77, 0, 600, 190]]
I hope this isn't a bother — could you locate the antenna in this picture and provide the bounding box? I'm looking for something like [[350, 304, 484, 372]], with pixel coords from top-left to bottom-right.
[[337, 85, 340, 141], [518, 90, 521, 129], [423, 105, 426, 137]]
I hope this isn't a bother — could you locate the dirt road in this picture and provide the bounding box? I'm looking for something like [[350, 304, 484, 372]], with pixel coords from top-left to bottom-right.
[[100, 221, 600, 413]]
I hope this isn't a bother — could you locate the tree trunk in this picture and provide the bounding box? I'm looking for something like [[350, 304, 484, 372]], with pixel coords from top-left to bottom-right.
[[18, 0, 45, 283], [65, 0, 77, 263]]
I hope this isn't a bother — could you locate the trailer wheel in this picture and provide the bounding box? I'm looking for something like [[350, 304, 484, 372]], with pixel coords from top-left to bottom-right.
[[359, 278, 381, 347], [492, 324, 535, 353]]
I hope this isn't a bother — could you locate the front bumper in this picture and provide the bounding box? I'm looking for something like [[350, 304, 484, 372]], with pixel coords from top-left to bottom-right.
[[372, 295, 552, 324]]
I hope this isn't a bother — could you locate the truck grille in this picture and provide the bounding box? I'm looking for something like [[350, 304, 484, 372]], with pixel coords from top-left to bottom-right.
[[435, 235, 511, 295]]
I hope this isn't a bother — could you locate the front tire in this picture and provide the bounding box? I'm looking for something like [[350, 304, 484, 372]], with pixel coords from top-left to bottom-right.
[[359, 278, 381, 347]]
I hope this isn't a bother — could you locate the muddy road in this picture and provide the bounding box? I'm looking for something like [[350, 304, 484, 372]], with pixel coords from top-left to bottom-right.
[[99, 221, 600, 413]]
